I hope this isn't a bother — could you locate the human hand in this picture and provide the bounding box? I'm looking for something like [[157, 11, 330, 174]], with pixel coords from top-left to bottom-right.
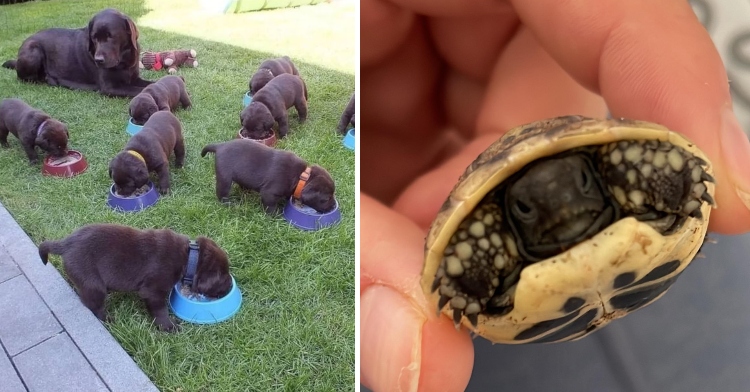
[[361, 1, 750, 391]]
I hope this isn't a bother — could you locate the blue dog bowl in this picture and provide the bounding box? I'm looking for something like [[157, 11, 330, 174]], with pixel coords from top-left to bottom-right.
[[126, 117, 144, 136], [283, 197, 341, 231], [107, 181, 159, 212], [243, 91, 253, 107], [342, 128, 355, 150], [169, 275, 242, 324]]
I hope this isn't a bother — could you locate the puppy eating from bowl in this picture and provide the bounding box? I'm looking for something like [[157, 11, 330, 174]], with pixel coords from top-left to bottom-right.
[[129, 75, 191, 125], [0, 98, 69, 164], [248, 55, 299, 95], [38, 223, 233, 332], [240, 73, 307, 139], [201, 139, 336, 214], [109, 110, 185, 196]]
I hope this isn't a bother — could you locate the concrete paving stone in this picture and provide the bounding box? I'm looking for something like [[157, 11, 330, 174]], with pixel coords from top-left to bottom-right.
[[0, 275, 62, 356], [0, 341, 26, 392], [13, 332, 108, 392], [0, 245, 21, 284]]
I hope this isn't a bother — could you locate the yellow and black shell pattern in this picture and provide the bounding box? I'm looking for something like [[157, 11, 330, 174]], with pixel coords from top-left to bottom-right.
[[421, 115, 716, 344]]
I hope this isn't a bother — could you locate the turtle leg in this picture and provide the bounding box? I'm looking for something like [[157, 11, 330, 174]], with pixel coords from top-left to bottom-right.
[[596, 140, 716, 232], [431, 200, 521, 329]]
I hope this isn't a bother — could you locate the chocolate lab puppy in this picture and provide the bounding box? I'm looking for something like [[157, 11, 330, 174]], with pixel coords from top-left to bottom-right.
[[337, 93, 355, 135], [0, 98, 69, 164], [129, 75, 191, 125], [109, 111, 185, 196], [248, 55, 299, 95], [2, 9, 152, 98], [240, 73, 308, 139], [38, 223, 233, 332], [201, 139, 336, 214]]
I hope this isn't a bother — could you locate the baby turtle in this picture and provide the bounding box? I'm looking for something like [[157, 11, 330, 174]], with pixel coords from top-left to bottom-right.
[[422, 115, 716, 344]]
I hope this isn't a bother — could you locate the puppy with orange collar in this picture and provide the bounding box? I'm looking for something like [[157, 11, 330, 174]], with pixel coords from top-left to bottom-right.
[[109, 111, 185, 196], [200, 139, 336, 214]]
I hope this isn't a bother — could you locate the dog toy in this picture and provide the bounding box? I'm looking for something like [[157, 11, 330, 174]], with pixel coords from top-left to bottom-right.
[[140, 49, 198, 74]]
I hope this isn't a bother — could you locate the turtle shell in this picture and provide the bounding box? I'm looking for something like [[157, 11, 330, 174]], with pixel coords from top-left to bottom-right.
[[422, 115, 716, 344]]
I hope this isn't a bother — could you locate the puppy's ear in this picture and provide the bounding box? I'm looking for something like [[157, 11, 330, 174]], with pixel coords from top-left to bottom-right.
[[87, 19, 96, 59]]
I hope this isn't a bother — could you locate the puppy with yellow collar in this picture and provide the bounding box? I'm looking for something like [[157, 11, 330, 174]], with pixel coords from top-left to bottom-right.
[[109, 111, 185, 196]]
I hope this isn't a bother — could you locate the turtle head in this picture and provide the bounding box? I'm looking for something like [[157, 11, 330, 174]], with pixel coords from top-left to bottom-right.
[[505, 152, 618, 261]]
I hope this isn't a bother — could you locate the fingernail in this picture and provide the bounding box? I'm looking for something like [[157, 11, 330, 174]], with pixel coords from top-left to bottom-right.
[[720, 108, 750, 211], [361, 285, 423, 392]]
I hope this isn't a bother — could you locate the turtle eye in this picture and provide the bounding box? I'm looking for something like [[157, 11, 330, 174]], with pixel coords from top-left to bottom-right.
[[577, 169, 592, 193], [512, 199, 536, 221]]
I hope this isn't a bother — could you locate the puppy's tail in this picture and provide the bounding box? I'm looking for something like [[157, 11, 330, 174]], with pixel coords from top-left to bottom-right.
[[303, 79, 309, 101], [38, 240, 64, 265], [2, 60, 16, 70], [201, 143, 219, 157]]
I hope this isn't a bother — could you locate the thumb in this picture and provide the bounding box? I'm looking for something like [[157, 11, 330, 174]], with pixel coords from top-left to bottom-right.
[[361, 195, 473, 392]]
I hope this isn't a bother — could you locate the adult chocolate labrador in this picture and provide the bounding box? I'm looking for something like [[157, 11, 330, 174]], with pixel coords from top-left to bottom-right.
[[2, 8, 152, 98]]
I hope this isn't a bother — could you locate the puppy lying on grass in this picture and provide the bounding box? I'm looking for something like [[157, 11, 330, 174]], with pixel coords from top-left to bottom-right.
[[240, 73, 308, 139], [0, 98, 69, 164], [109, 110, 185, 196], [201, 139, 336, 214], [128, 75, 191, 125], [39, 223, 233, 332]]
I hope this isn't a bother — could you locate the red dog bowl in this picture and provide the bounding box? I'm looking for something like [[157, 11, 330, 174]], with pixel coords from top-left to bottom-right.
[[42, 150, 88, 177], [236, 128, 277, 148]]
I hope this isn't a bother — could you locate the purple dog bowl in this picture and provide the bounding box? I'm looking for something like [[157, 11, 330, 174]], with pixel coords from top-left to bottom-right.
[[282, 197, 341, 231], [107, 181, 159, 212]]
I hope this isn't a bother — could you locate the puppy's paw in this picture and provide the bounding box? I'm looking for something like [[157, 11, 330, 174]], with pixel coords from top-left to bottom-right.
[[28, 159, 38, 165], [158, 186, 170, 195], [157, 319, 180, 333]]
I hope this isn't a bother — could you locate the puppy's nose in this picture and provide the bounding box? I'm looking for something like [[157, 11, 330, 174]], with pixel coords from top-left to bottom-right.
[[94, 55, 105, 65]]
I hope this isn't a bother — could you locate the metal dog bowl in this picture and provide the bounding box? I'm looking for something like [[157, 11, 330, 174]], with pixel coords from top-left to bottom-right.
[[236, 128, 277, 147], [283, 196, 341, 231], [169, 275, 242, 324], [342, 128, 355, 150], [106, 181, 159, 212], [126, 117, 144, 136], [243, 91, 253, 107], [42, 150, 88, 177]]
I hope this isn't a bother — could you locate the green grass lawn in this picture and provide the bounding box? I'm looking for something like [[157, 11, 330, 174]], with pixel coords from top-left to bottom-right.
[[0, 1, 355, 391]]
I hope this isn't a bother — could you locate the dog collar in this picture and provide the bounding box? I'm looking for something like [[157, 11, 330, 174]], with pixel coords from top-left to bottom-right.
[[126, 150, 146, 163], [36, 119, 48, 137], [293, 167, 311, 199], [182, 240, 200, 288]]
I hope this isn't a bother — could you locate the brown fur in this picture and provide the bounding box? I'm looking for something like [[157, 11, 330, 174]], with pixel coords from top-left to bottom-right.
[[248, 55, 299, 94], [201, 139, 336, 214], [337, 93, 355, 135], [0, 98, 69, 164], [38, 223, 233, 332], [240, 74, 308, 139], [109, 111, 185, 195], [129, 75, 191, 125], [2, 9, 153, 98]]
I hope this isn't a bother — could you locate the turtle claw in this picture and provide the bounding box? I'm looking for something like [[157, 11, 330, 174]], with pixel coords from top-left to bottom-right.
[[431, 276, 441, 292], [453, 309, 462, 328], [701, 171, 715, 183], [467, 313, 479, 328], [701, 192, 715, 207], [437, 294, 450, 314]]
